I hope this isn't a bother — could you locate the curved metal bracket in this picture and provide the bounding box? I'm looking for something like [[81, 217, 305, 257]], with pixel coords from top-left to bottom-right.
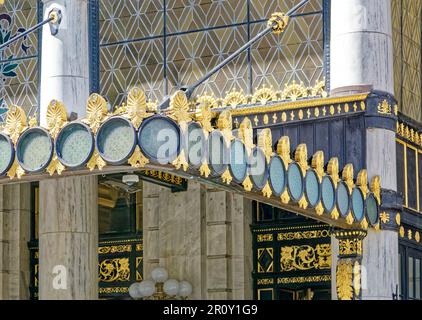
[[48, 8, 62, 36]]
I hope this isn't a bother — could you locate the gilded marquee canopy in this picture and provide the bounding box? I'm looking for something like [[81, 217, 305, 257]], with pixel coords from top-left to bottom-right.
[[0, 85, 393, 232]]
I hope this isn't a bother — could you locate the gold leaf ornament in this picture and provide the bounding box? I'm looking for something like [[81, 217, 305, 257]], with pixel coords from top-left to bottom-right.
[[169, 90, 192, 125], [125, 87, 153, 128], [46, 155, 66, 176], [258, 129, 273, 163], [4, 105, 27, 144], [46, 100, 68, 140], [336, 261, 353, 300], [87, 150, 107, 171], [128, 146, 150, 168], [84, 94, 108, 134]]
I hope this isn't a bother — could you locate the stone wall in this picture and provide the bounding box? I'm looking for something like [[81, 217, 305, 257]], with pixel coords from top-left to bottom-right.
[[143, 181, 253, 300]]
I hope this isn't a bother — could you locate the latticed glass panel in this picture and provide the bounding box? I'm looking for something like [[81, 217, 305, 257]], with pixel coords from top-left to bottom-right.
[[392, 0, 422, 123], [99, 0, 325, 108], [0, 0, 41, 121]]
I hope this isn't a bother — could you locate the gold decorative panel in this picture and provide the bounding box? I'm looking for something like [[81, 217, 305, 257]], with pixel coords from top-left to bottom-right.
[[392, 0, 422, 122]]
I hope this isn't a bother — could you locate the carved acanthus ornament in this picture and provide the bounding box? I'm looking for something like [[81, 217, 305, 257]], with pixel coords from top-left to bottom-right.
[[46, 100, 68, 140], [356, 169, 368, 197], [169, 90, 192, 127], [238, 118, 255, 153], [294, 144, 309, 176], [87, 150, 107, 171], [4, 105, 27, 144], [128, 146, 150, 169], [325, 158, 338, 186], [277, 136, 292, 168], [370, 176, 381, 205], [124, 87, 153, 128], [342, 164, 355, 193], [336, 260, 353, 300], [311, 151, 325, 182], [258, 129, 273, 163], [195, 94, 215, 133], [217, 110, 234, 144], [83, 93, 108, 134]]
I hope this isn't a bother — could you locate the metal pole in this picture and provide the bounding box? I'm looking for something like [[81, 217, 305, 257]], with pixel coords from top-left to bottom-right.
[[158, 0, 309, 111], [0, 9, 61, 51]]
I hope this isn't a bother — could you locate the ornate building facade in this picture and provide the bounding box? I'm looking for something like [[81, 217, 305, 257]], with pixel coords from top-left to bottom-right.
[[0, 0, 420, 300]]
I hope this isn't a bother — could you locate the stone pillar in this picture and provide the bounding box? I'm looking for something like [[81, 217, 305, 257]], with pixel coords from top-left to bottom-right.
[[38, 0, 98, 300], [143, 181, 253, 300], [331, 0, 399, 300], [0, 184, 31, 300], [330, 0, 394, 94]]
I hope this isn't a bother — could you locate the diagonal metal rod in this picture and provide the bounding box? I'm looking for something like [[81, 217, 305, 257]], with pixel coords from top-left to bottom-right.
[[159, 0, 309, 111], [0, 16, 54, 51]]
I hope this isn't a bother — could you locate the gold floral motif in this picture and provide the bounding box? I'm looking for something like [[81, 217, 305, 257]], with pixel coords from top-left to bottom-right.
[[87, 150, 107, 171], [258, 129, 273, 163], [4, 105, 27, 144], [360, 101, 366, 111], [169, 90, 192, 125], [98, 245, 132, 254], [380, 212, 390, 224], [128, 146, 149, 168], [294, 144, 309, 175], [84, 93, 108, 134], [281, 80, 308, 101], [7, 159, 25, 179], [252, 84, 277, 105], [277, 136, 292, 168], [315, 202, 324, 216], [262, 182, 273, 198], [46, 155, 66, 176], [28, 114, 38, 128], [338, 238, 363, 256], [281, 190, 290, 204], [408, 229, 413, 240], [277, 229, 330, 241], [370, 176, 381, 204], [268, 12, 290, 34], [99, 258, 130, 282], [242, 175, 253, 192], [238, 118, 255, 153], [298, 196, 308, 210], [280, 244, 331, 272], [336, 260, 353, 300], [342, 164, 355, 192], [356, 169, 368, 197], [46, 100, 68, 139], [217, 110, 234, 143], [125, 87, 153, 128], [312, 151, 325, 181], [195, 94, 214, 133], [257, 234, 273, 242], [172, 150, 189, 172], [199, 161, 211, 178], [221, 168, 233, 185], [310, 80, 327, 98], [415, 231, 420, 243], [277, 275, 331, 285], [327, 157, 340, 187], [360, 217, 369, 230], [223, 88, 246, 108], [346, 212, 355, 225], [331, 208, 340, 220], [378, 100, 392, 115]]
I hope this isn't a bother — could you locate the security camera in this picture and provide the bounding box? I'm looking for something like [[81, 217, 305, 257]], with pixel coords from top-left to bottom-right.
[[122, 174, 139, 186]]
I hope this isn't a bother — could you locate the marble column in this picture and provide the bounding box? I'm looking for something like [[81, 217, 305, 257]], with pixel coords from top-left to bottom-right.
[[142, 181, 253, 300], [38, 0, 98, 300], [0, 184, 31, 300], [330, 0, 394, 94], [330, 0, 399, 300]]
